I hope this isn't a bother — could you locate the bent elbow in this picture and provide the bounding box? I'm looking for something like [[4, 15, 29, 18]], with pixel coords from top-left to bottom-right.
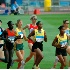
[[25, 38, 28, 41], [45, 40, 47, 42], [44, 38, 47, 42]]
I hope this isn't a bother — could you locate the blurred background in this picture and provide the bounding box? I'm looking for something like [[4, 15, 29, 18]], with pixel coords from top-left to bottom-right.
[[0, 0, 70, 69], [0, 0, 70, 15]]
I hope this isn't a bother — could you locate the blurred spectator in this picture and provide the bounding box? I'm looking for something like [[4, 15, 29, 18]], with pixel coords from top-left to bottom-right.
[[11, 1, 19, 15], [1, 3, 6, 8], [5, 0, 10, 7], [3, 9, 9, 15]]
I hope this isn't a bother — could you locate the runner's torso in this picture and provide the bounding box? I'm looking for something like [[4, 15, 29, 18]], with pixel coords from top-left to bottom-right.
[[28, 24, 38, 43], [15, 28, 24, 44]]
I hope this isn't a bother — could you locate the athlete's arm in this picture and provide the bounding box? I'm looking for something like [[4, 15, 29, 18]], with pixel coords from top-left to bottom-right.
[[67, 35, 70, 40], [14, 30, 17, 36], [14, 30, 20, 41], [23, 24, 30, 30], [44, 31, 47, 42], [23, 30, 28, 41], [52, 36, 61, 48], [3, 30, 8, 38], [23, 36, 28, 41], [28, 30, 35, 41], [64, 35, 69, 49]]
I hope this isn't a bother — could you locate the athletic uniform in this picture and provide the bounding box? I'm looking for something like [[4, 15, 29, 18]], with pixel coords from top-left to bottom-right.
[[54, 28, 70, 67], [0, 27, 4, 48], [3, 28, 15, 69], [55, 33, 67, 56], [15, 28, 24, 51], [32, 29, 44, 52], [6, 28, 15, 49], [28, 24, 38, 44], [0, 27, 4, 58]]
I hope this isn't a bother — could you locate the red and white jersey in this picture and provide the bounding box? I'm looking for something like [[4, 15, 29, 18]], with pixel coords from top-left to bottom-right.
[[29, 24, 38, 33]]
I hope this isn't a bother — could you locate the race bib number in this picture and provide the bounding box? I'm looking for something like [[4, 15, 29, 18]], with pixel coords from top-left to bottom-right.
[[60, 41, 67, 47], [8, 36, 15, 43], [18, 32, 23, 38], [36, 36, 44, 42], [36, 38, 44, 42]]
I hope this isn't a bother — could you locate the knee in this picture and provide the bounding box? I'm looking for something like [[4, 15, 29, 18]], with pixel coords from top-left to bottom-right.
[[19, 58, 23, 61]]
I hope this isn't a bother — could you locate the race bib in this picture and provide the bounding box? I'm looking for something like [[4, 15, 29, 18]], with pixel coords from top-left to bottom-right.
[[60, 41, 67, 47], [18, 32, 23, 38], [36, 36, 44, 42], [8, 36, 15, 43]]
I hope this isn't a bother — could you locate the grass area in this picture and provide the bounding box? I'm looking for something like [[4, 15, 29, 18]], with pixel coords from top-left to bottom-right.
[[0, 14, 70, 69]]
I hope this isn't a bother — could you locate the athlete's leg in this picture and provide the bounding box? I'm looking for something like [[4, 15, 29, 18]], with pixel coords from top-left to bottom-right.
[[7, 49, 14, 69], [0, 48, 9, 63], [52, 56, 59, 68], [63, 56, 67, 67], [32, 51, 39, 69], [15, 50, 23, 69], [25, 43, 36, 63], [34, 48, 43, 67], [19, 50, 25, 69], [0, 46, 4, 58], [68, 55, 70, 68], [57, 55, 65, 69]]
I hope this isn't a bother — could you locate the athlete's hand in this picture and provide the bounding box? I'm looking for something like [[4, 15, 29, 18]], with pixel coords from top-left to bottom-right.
[[57, 44, 61, 48], [3, 44, 7, 49], [54, 42, 61, 48], [64, 44, 68, 49], [6, 39, 11, 43]]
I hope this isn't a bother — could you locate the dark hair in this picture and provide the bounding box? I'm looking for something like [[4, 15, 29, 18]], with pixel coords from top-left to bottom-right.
[[14, 0, 16, 3], [63, 20, 68, 24], [0, 2, 1, 5], [0, 20, 2, 23], [36, 21, 41, 26], [7, 21, 13, 25], [58, 25, 64, 30]]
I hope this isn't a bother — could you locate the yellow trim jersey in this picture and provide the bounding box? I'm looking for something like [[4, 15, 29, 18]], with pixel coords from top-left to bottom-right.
[[35, 29, 44, 42], [57, 33, 68, 48], [15, 28, 23, 38]]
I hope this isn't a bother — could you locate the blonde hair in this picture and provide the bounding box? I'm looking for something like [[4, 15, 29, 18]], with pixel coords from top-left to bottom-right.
[[30, 15, 37, 20], [16, 19, 21, 27]]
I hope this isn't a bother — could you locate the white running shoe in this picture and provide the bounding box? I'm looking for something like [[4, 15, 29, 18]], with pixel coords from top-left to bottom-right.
[[34, 65, 40, 69], [20, 60, 25, 69], [51, 67, 55, 69]]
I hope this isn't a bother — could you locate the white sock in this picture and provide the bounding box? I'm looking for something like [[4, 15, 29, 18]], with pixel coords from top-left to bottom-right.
[[54, 56, 59, 63]]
